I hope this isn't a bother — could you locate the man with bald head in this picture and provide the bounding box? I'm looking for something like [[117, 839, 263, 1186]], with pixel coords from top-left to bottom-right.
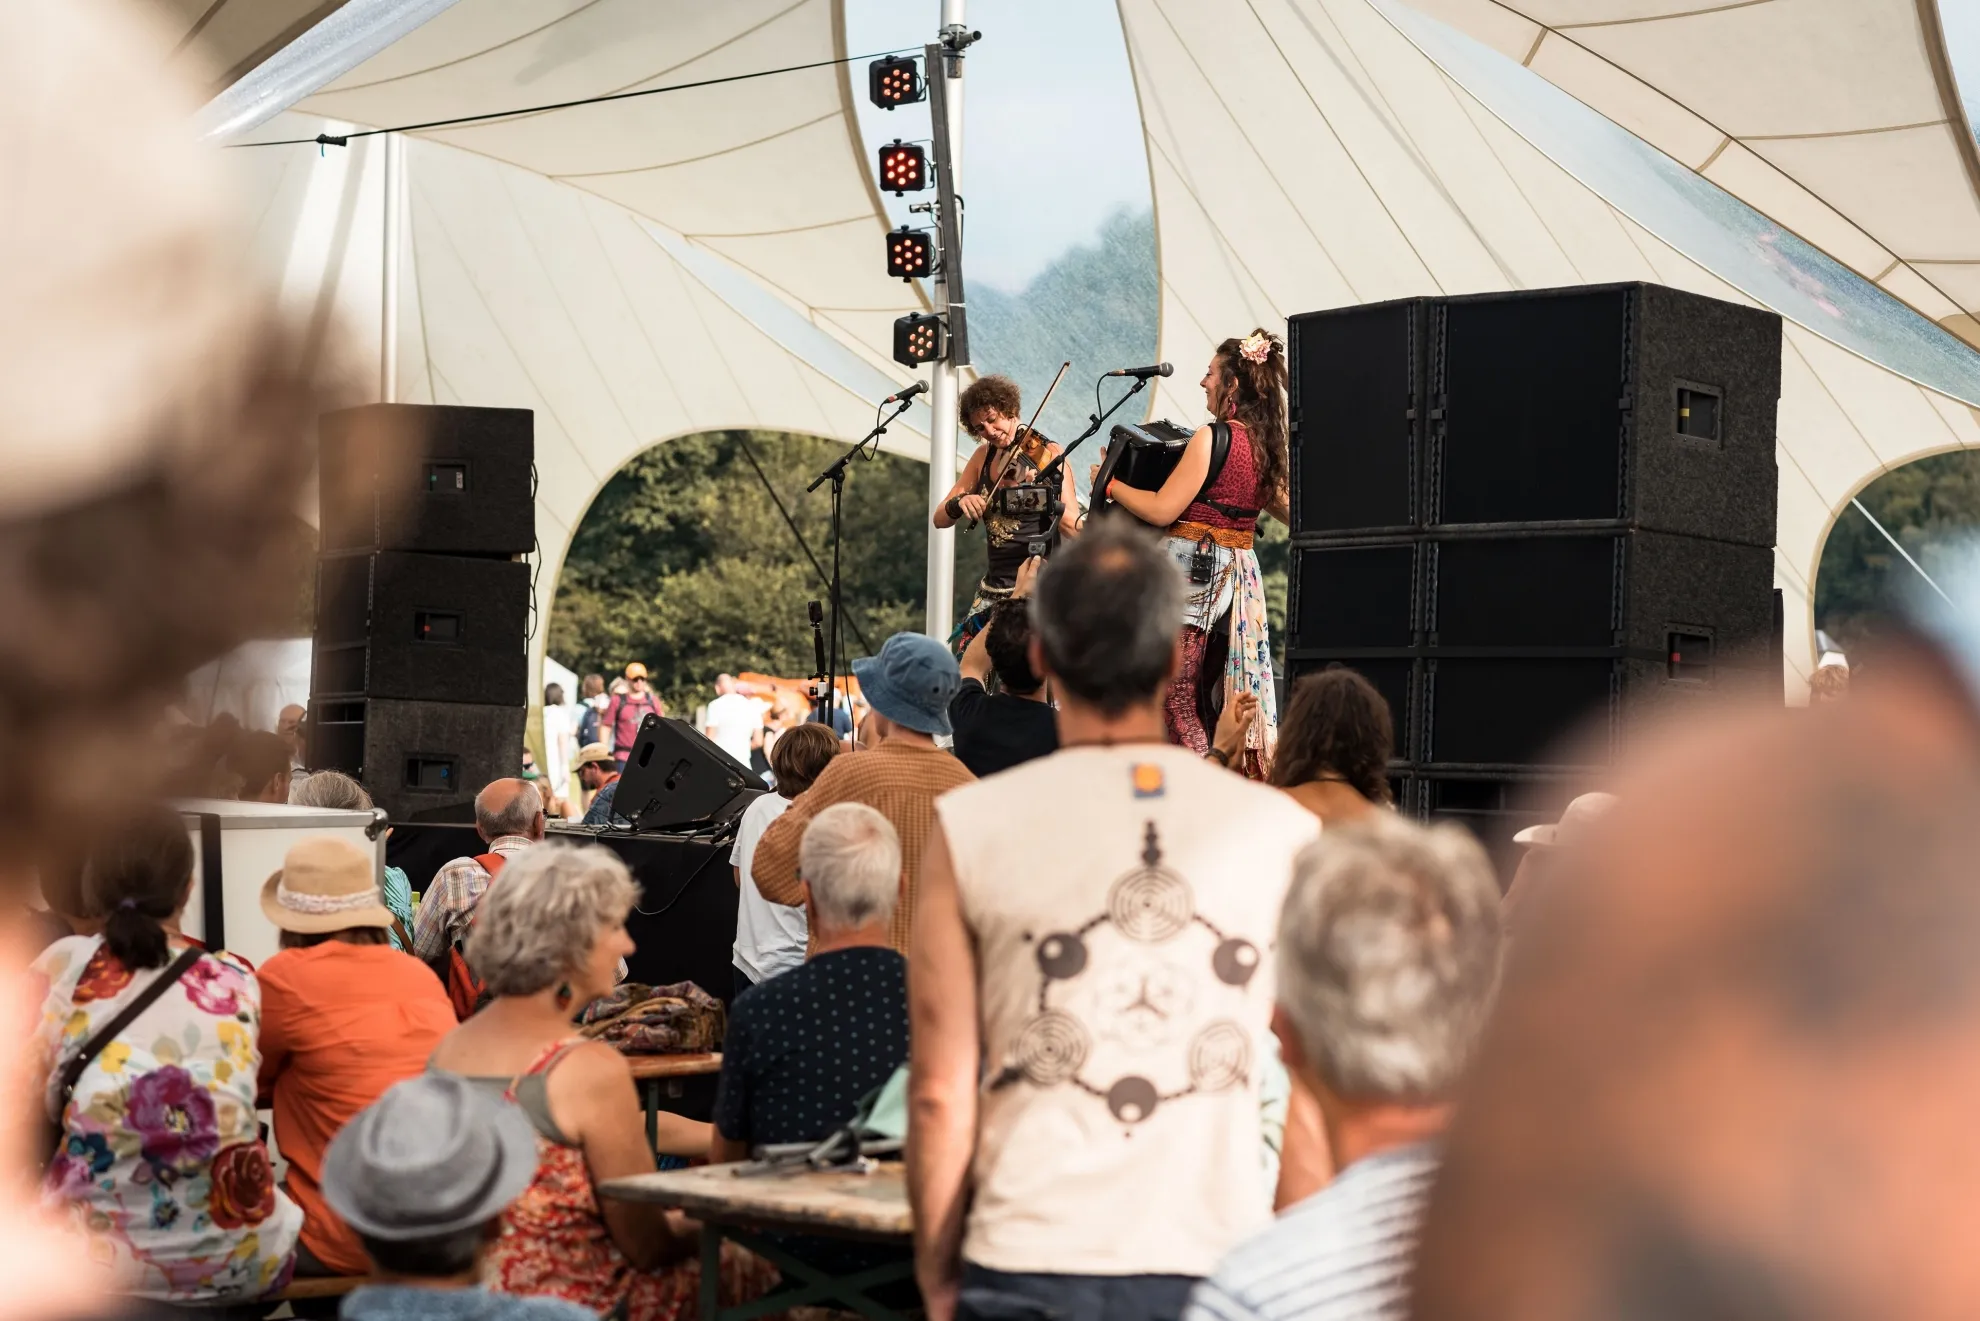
[[411, 778, 544, 973], [276, 703, 307, 774]]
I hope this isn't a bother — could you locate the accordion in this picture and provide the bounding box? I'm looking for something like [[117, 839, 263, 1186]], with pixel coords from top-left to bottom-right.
[[1091, 419, 1195, 524]]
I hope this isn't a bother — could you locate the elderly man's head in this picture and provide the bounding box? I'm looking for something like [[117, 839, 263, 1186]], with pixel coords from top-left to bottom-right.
[[276, 704, 306, 760], [798, 804, 901, 939], [1275, 817, 1501, 1111], [474, 778, 544, 845]]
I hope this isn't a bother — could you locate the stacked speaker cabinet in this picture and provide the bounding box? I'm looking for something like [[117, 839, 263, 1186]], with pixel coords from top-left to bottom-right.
[[1285, 283, 1782, 863], [306, 405, 535, 821]]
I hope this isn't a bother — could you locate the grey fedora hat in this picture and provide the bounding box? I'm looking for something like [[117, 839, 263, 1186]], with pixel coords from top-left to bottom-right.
[[321, 1073, 539, 1241]]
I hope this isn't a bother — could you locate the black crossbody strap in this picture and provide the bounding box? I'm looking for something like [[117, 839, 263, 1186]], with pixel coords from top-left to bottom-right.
[[1201, 422, 1233, 498], [54, 946, 203, 1109]]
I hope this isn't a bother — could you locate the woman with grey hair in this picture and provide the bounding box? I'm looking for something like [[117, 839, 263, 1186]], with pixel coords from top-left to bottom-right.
[[288, 770, 415, 950], [428, 844, 776, 1319]]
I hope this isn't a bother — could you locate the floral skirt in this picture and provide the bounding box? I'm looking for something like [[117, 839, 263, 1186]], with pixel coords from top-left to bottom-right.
[[1161, 538, 1277, 779], [948, 581, 1015, 657]]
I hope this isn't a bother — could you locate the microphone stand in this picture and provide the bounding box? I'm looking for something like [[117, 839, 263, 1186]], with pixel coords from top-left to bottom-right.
[[808, 397, 914, 728], [1033, 373, 1156, 535]]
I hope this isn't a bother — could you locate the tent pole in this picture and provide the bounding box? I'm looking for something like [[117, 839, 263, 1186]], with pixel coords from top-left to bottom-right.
[[381, 132, 402, 404], [923, 0, 967, 643]]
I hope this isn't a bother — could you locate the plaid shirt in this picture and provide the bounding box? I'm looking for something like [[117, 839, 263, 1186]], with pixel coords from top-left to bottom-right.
[[751, 740, 976, 953], [411, 835, 536, 962]]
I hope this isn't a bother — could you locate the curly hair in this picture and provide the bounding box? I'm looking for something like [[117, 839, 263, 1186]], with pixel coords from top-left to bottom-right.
[[1212, 328, 1290, 507], [1270, 666, 1395, 805], [466, 843, 638, 998], [958, 374, 1022, 427]]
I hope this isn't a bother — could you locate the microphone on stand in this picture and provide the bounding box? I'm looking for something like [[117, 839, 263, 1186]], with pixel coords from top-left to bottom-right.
[[1104, 362, 1173, 379], [884, 380, 930, 403]]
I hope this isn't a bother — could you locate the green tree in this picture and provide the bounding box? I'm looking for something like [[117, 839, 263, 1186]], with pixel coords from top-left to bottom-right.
[[549, 430, 984, 714], [1815, 449, 1980, 649]]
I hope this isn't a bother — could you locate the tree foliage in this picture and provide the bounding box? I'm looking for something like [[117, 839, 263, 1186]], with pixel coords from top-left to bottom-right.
[[549, 431, 984, 714], [1815, 448, 1980, 649]]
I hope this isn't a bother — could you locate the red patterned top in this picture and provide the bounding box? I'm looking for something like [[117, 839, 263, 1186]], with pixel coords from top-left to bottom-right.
[[486, 1041, 775, 1321], [1176, 420, 1261, 532]]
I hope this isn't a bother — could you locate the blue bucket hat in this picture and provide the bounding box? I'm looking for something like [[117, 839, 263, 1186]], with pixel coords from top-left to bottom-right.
[[853, 632, 961, 736]]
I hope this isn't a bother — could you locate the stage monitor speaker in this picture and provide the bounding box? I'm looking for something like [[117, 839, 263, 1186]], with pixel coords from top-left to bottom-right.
[[305, 696, 525, 822], [611, 715, 766, 831], [1287, 283, 1780, 545], [1286, 529, 1776, 767], [313, 551, 529, 705], [319, 404, 534, 556]]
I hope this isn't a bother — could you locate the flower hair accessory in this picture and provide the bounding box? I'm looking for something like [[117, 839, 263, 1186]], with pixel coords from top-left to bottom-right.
[[1238, 332, 1275, 365]]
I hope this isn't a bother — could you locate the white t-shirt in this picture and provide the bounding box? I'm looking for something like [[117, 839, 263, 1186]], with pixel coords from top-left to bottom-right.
[[730, 793, 809, 984], [706, 691, 767, 766], [936, 744, 1322, 1278]]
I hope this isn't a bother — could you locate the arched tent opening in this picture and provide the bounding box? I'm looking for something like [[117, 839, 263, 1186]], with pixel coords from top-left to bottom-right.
[[1814, 448, 1980, 656], [546, 426, 981, 721]]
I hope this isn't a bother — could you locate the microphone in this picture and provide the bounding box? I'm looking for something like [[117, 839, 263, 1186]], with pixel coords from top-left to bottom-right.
[[884, 381, 930, 403], [1104, 362, 1173, 379]]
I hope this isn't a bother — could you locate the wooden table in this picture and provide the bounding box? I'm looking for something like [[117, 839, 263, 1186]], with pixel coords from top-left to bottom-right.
[[601, 1161, 914, 1320], [625, 1052, 723, 1155]]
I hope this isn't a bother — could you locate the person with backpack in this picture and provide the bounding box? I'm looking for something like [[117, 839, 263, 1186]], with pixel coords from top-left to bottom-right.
[[604, 663, 664, 769], [412, 780, 544, 1008]]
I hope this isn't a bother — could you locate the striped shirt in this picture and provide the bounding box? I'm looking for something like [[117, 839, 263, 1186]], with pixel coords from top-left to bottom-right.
[[1184, 1142, 1440, 1321]]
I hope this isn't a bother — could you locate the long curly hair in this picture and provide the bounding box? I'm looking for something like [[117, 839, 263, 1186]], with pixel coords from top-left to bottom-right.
[[1269, 666, 1395, 805], [1212, 328, 1290, 507]]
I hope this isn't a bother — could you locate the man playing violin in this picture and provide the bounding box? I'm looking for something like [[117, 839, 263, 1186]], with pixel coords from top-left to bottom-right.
[[932, 373, 1081, 656]]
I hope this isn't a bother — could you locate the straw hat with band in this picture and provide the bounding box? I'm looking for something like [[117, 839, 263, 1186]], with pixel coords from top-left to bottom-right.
[[571, 742, 616, 771], [259, 836, 396, 934]]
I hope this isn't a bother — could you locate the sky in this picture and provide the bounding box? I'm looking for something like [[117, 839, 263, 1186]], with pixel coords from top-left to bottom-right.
[[1947, 0, 1980, 131], [842, 0, 1153, 294]]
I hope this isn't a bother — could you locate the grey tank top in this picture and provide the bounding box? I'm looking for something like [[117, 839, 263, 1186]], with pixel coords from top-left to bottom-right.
[[427, 1059, 576, 1148]]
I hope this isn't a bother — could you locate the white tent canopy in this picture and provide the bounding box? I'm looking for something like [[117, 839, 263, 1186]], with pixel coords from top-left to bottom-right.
[[1121, 0, 1980, 694], [1401, 0, 1980, 348], [192, 0, 1980, 699]]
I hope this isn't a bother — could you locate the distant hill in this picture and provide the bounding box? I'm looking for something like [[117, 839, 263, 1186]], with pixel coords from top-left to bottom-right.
[[967, 207, 1160, 483]]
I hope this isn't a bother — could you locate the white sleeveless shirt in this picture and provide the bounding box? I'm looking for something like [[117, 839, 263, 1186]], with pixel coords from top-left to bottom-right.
[[936, 744, 1321, 1277]]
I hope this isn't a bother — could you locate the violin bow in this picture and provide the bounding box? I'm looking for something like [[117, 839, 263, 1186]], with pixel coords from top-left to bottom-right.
[[965, 360, 1071, 532]]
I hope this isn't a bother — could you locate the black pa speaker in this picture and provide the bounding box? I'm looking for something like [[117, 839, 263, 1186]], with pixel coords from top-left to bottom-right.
[[610, 716, 766, 831], [305, 697, 525, 822], [1288, 283, 1779, 546], [1288, 529, 1776, 767], [313, 551, 529, 706], [319, 404, 534, 556]]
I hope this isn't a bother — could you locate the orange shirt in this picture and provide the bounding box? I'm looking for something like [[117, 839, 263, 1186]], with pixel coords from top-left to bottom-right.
[[256, 942, 455, 1274]]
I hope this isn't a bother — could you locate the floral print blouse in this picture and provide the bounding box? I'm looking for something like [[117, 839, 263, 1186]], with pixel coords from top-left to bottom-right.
[[33, 936, 300, 1302]]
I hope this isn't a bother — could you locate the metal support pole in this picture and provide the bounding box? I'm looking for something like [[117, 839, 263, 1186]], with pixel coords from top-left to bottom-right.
[[381, 132, 403, 403], [923, 0, 967, 642]]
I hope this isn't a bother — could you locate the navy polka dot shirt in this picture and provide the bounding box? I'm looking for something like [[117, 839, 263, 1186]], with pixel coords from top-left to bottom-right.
[[713, 946, 909, 1147]]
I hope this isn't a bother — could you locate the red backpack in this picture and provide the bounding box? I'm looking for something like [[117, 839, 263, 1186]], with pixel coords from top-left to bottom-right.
[[445, 853, 506, 1021]]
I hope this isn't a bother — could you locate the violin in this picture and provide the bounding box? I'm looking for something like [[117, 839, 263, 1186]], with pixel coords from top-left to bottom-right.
[[967, 361, 1069, 532]]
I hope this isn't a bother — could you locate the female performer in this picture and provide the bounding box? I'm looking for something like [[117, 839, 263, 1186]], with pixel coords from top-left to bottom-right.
[[933, 374, 1081, 655], [1098, 329, 1289, 777]]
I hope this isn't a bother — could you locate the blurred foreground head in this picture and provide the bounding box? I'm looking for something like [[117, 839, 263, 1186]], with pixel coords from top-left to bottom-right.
[[1411, 612, 1980, 1320], [0, 0, 330, 859]]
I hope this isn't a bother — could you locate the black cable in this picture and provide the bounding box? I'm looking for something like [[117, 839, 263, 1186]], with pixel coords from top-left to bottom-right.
[[227, 47, 923, 149], [731, 433, 875, 656]]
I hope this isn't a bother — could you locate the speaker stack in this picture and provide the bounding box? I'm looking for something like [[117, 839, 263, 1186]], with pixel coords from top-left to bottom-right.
[[306, 405, 535, 821], [1285, 282, 1782, 865]]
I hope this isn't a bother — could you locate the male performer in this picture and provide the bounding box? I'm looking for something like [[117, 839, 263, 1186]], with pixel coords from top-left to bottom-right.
[[932, 374, 1080, 655]]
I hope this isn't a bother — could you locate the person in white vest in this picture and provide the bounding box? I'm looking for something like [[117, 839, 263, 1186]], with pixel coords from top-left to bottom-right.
[[909, 521, 1322, 1321]]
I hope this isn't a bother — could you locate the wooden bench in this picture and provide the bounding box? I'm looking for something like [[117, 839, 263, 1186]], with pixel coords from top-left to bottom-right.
[[273, 1274, 367, 1301]]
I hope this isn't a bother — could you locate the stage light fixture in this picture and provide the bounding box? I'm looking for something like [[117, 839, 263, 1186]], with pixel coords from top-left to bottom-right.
[[893, 313, 944, 367], [878, 139, 928, 195], [868, 56, 924, 110], [887, 227, 934, 281]]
